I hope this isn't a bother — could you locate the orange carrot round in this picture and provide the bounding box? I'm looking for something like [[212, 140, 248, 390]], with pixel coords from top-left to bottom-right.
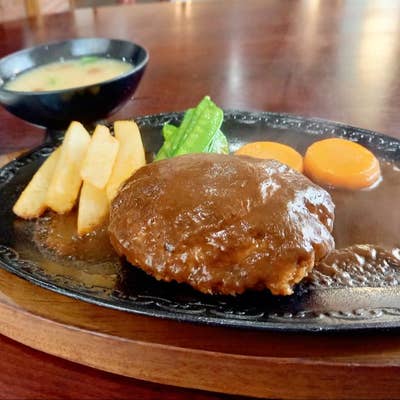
[[234, 141, 303, 172], [303, 138, 381, 189]]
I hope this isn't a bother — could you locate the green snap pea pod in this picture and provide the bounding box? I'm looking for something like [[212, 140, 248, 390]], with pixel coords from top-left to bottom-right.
[[173, 97, 223, 156], [158, 125, 228, 159], [155, 109, 195, 160], [207, 129, 229, 154], [165, 125, 228, 154], [163, 109, 194, 141], [154, 124, 177, 160], [167, 107, 197, 156], [154, 125, 177, 160], [154, 146, 169, 161], [154, 97, 227, 159], [162, 124, 178, 141], [168, 97, 212, 156]]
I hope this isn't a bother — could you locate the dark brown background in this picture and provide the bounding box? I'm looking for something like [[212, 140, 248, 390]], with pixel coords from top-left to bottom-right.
[[1, 0, 400, 398]]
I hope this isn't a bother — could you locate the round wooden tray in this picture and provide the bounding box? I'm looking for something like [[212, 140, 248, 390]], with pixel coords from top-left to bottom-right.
[[2, 266, 400, 400], [2, 152, 400, 399]]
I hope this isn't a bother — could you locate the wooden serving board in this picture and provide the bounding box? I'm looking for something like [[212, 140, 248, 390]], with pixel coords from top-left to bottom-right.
[[3, 267, 400, 400], [2, 153, 400, 400]]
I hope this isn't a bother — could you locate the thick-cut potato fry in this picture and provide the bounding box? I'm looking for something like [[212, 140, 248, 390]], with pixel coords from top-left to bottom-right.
[[80, 125, 119, 189], [106, 120, 146, 201], [13, 147, 61, 219], [77, 181, 109, 235], [46, 121, 91, 214]]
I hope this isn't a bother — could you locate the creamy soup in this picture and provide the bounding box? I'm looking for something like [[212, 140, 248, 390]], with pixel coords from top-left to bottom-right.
[[5, 56, 133, 92]]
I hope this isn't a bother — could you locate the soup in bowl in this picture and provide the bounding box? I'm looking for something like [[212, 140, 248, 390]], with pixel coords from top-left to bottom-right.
[[0, 38, 149, 129], [5, 57, 134, 92]]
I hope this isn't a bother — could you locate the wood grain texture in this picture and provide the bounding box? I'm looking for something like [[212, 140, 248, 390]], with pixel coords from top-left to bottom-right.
[[1, 0, 400, 155], [2, 267, 400, 400], [0, 334, 236, 400], [0, 149, 27, 167], [1, 0, 400, 399]]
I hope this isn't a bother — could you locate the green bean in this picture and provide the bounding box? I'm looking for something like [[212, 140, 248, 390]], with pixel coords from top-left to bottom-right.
[[207, 129, 229, 154], [155, 109, 195, 160], [174, 96, 223, 156], [154, 96, 227, 160]]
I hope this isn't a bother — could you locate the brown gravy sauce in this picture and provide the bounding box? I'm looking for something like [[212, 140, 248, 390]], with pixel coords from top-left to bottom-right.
[[29, 160, 400, 292], [34, 211, 115, 263], [309, 161, 400, 288], [14, 212, 120, 291]]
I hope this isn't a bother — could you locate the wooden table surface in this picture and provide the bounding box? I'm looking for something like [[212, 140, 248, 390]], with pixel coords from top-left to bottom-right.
[[1, 0, 400, 399]]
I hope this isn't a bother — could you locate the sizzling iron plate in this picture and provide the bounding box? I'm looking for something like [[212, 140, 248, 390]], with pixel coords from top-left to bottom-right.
[[0, 110, 399, 332]]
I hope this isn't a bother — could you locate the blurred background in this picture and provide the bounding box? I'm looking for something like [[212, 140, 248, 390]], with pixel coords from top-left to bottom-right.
[[0, 0, 186, 22]]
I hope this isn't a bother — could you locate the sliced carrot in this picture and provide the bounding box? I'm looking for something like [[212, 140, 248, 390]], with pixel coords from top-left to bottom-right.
[[303, 138, 381, 189], [234, 141, 303, 172]]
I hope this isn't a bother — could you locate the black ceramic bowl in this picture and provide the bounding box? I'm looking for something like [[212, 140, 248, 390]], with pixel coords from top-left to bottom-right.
[[0, 38, 149, 129]]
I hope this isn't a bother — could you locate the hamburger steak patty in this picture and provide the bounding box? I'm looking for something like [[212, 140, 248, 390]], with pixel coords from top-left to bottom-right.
[[108, 153, 335, 295]]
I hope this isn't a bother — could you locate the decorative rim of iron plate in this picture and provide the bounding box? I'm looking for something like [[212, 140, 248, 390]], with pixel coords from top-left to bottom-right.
[[0, 110, 399, 333]]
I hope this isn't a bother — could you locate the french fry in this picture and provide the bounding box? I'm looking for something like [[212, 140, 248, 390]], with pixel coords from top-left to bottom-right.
[[77, 181, 109, 235], [13, 147, 61, 219], [80, 125, 119, 189], [46, 121, 91, 214], [106, 120, 146, 201]]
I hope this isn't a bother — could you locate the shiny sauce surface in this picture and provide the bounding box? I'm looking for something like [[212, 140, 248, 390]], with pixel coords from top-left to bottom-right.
[[24, 158, 400, 292], [310, 161, 400, 288]]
